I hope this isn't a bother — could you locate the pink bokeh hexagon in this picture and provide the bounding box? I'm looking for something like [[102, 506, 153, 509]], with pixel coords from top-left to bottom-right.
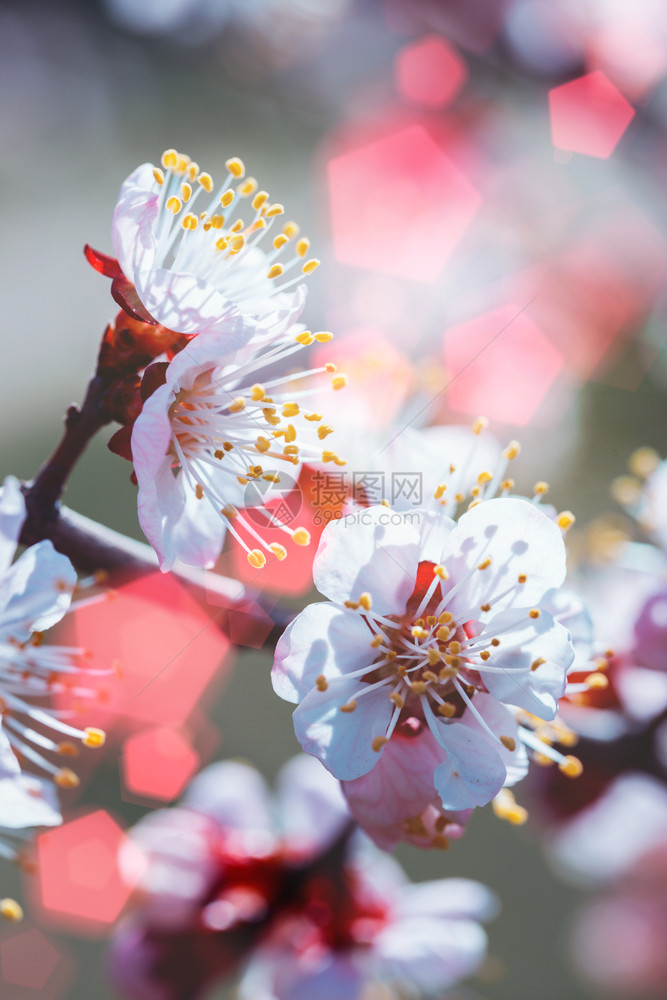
[[327, 123, 481, 282], [394, 35, 467, 108], [121, 726, 200, 803], [549, 71, 635, 158]]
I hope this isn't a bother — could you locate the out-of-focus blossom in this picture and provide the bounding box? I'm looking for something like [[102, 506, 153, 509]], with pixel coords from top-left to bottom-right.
[[273, 434, 586, 846], [0, 478, 106, 796], [131, 322, 344, 571], [572, 839, 667, 997], [238, 858, 497, 1000], [110, 148, 317, 343], [109, 755, 349, 999], [111, 754, 496, 1000]]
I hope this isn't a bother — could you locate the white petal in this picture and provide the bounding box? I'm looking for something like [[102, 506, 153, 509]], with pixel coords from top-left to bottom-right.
[[313, 506, 420, 615], [432, 722, 507, 810], [0, 476, 25, 576], [480, 610, 572, 719], [111, 163, 159, 280], [275, 755, 348, 853], [374, 915, 488, 992], [461, 693, 528, 787], [272, 603, 374, 704], [0, 774, 61, 830], [396, 878, 499, 922], [135, 267, 253, 348], [0, 541, 76, 640], [182, 761, 273, 833], [293, 677, 394, 781], [443, 497, 567, 622]]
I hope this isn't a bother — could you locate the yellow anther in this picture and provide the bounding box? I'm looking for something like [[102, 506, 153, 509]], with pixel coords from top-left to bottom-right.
[[423, 671, 439, 683], [410, 681, 428, 695], [500, 736, 516, 752], [434, 484, 447, 500], [295, 330, 313, 345], [316, 674, 328, 692], [55, 768, 80, 789], [281, 402, 299, 417], [273, 234, 289, 249], [504, 440, 521, 460], [470, 486, 481, 498], [518, 574, 527, 584], [472, 416, 489, 435], [284, 424, 297, 443], [370, 634, 384, 648], [181, 182, 192, 202], [314, 331, 333, 342], [161, 148, 179, 169], [216, 237, 229, 252], [629, 446, 660, 479], [182, 213, 198, 230], [345, 600, 360, 610], [531, 657, 546, 671], [238, 178, 257, 198], [292, 528, 311, 546], [266, 203, 284, 217], [247, 549, 266, 569], [359, 592, 372, 611], [283, 221, 300, 239], [197, 171, 213, 192], [263, 474, 280, 483], [455, 493, 465, 503], [447, 641, 461, 655], [528, 609, 540, 619], [332, 375, 347, 391], [302, 258, 320, 275], [477, 558, 491, 570], [557, 511, 575, 531], [175, 154, 190, 174], [195, 484, 204, 499], [0, 899, 23, 922], [225, 157, 245, 178], [317, 425, 334, 440], [58, 741, 79, 757], [433, 565, 449, 579], [411, 626, 428, 639], [586, 672, 609, 690], [493, 790, 528, 825], [480, 603, 491, 612], [340, 700, 357, 713], [166, 196, 182, 214], [207, 214, 224, 230], [221, 504, 238, 519], [252, 190, 269, 210], [220, 189, 235, 209], [501, 478, 515, 491], [251, 384, 266, 401], [229, 234, 245, 253], [559, 755, 583, 778], [82, 727, 106, 748], [389, 692, 404, 708], [477, 470, 493, 485], [267, 264, 284, 279], [436, 627, 450, 641], [480, 650, 491, 661], [152, 167, 165, 186], [533, 481, 549, 496], [437, 702, 456, 717], [386, 651, 397, 661], [439, 612, 453, 624], [255, 436, 271, 453], [426, 616, 437, 626], [491, 638, 500, 646], [325, 363, 337, 374], [427, 648, 442, 667], [214, 450, 224, 460], [237, 477, 248, 485], [284, 444, 299, 456], [372, 736, 388, 752], [227, 397, 245, 414]]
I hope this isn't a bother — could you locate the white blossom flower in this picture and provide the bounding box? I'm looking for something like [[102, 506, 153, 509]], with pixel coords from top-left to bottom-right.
[[131, 324, 345, 571], [112, 147, 320, 345]]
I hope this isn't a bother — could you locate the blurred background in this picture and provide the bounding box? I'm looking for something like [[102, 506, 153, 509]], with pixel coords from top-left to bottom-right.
[[1, 0, 667, 997]]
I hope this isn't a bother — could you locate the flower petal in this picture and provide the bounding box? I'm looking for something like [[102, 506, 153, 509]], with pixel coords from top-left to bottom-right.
[[0, 774, 61, 830], [0, 476, 25, 576], [432, 721, 507, 810], [111, 163, 159, 282], [461, 692, 528, 787], [293, 677, 394, 781], [275, 755, 348, 853], [373, 915, 488, 992], [443, 497, 567, 622], [0, 541, 76, 640], [479, 610, 572, 719], [182, 761, 273, 834], [272, 603, 373, 704], [396, 878, 499, 922], [313, 507, 420, 614]]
